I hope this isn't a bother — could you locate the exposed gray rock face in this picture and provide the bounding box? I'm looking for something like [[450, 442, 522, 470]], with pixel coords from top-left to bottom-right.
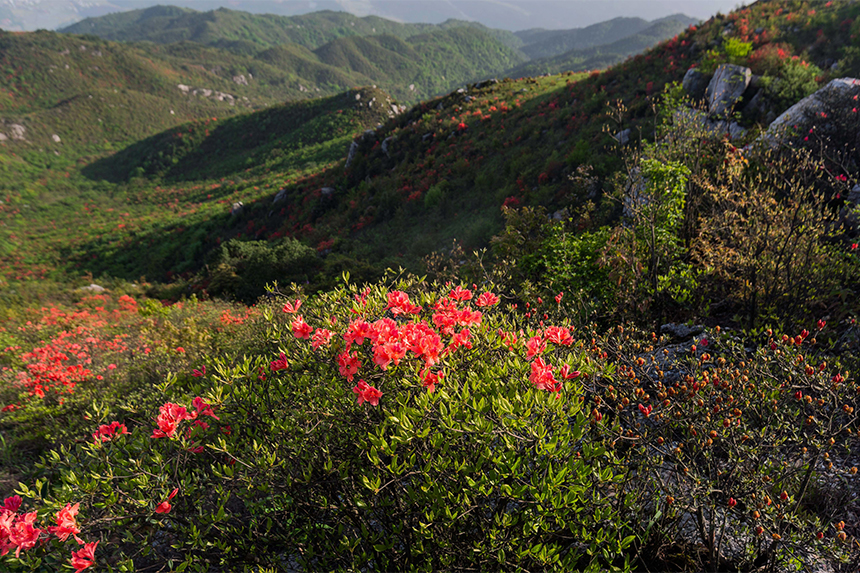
[[706, 64, 752, 117], [673, 107, 747, 141], [473, 78, 498, 89], [273, 189, 287, 204], [758, 77, 860, 145], [79, 283, 106, 293], [231, 202, 244, 216], [9, 124, 26, 140], [614, 128, 631, 145], [345, 140, 359, 170], [682, 68, 709, 101], [232, 75, 248, 85], [661, 323, 704, 340]]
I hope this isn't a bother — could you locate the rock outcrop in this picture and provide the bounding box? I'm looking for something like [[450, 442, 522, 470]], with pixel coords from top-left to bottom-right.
[[682, 68, 709, 101], [758, 77, 860, 145], [706, 64, 752, 117]]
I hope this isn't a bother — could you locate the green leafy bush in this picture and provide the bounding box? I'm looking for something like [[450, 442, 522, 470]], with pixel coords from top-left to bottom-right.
[[3, 279, 857, 571], [207, 238, 320, 303], [762, 56, 822, 110]]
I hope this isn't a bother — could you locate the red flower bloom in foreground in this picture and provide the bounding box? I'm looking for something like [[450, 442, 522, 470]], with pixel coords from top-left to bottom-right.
[[282, 299, 302, 314], [8, 512, 41, 557], [352, 380, 382, 406], [48, 503, 80, 542], [337, 351, 361, 381], [92, 421, 128, 443], [529, 357, 560, 392], [70, 541, 98, 572], [448, 286, 473, 301], [421, 368, 444, 393], [191, 397, 219, 420], [3, 495, 22, 513], [151, 403, 194, 438], [291, 316, 312, 339], [312, 328, 334, 350], [155, 488, 179, 514], [270, 352, 289, 372], [386, 291, 421, 315], [475, 291, 499, 307], [559, 364, 580, 380]]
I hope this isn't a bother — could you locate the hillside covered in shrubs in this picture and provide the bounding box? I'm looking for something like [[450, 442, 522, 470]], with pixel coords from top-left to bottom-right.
[[1, 0, 860, 570]]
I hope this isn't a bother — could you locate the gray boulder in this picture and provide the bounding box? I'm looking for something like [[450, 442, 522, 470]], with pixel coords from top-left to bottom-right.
[[661, 323, 704, 340], [9, 124, 26, 140], [614, 128, 632, 145], [345, 140, 359, 170], [706, 64, 752, 117], [682, 68, 709, 101], [758, 77, 860, 146], [673, 107, 747, 141]]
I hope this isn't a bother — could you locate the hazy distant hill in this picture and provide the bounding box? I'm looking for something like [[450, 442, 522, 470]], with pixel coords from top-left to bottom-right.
[[0, 25, 525, 160], [0, 0, 735, 34], [517, 14, 698, 60], [508, 16, 697, 78], [60, 6, 524, 53]]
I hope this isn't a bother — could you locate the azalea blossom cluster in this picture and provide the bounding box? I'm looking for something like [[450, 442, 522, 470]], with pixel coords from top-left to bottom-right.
[[151, 397, 219, 441], [276, 286, 585, 406], [2, 294, 141, 409], [1, 496, 98, 571], [92, 420, 129, 443], [521, 324, 580, 393]]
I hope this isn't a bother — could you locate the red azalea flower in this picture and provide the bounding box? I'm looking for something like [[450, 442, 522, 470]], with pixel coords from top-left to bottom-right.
[[155, 488, 179, 514], [70, 541, 98, 572]]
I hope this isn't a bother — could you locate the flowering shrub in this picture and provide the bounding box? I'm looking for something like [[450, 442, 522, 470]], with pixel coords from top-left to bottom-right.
[[0, 277, 856, 571]]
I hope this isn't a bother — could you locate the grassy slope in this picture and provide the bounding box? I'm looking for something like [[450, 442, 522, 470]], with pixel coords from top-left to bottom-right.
[[313, 28, 527, 100], [0, 30, 301, 155], [0, 84, 394, 281]]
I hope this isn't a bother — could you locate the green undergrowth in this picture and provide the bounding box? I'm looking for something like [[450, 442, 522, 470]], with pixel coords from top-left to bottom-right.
[[0, 276, 857, 571]]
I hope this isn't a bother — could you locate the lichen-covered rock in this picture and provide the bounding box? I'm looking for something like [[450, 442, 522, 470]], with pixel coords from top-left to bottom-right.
[[682, 68, 709, 101], [706, 64, 752, 117], [673, 107, 747, 140], [9, 124, 26, 140], [758, 77, 860, 145]]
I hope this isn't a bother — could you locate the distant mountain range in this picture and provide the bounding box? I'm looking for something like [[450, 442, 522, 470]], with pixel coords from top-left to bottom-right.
[[45, 6, 698, 103], [509, 15, 698, 77], [0, 0, 729, 33]]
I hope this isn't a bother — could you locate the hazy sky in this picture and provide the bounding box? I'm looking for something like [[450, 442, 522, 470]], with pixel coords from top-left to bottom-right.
[[1, 0, 750, 31]]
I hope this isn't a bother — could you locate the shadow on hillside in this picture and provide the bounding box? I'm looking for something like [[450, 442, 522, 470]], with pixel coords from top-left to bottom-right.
[[81, 87, 396, 184], [69, 75, 616, 295]]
